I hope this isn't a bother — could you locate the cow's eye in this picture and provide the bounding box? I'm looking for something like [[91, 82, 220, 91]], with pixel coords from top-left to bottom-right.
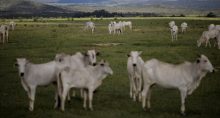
[[15, 63, 19, 67], [59, 59, 62, 62]]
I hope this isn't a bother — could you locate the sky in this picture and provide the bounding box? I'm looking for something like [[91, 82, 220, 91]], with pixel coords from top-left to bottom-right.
[[32, 0, 213, 3]]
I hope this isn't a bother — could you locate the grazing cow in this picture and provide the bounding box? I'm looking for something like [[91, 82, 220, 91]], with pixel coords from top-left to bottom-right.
[[122, 21, 132, 30], [84, 21, 95, 34], [169, 21, 175, 28], [208, 24, 215, 31], [141, 55, 214, 115], [181, 22, 188, 33], [197, 29, 219, 47], [57, 60, 113, 111], [127, 51, 144, 102], [9, 21, 16, 30], [170, 25, 178, 41], [108, 21, 124, 35]]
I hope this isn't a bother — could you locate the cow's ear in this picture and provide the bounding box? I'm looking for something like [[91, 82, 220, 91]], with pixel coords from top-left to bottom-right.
[[127, 54, 130, 57], [196, 59, 200, 63], [58, 58, 63, 62], [138, 51, 142, 55], [84, 52, 88, 56], [14, 63, 18, 67], [197, 54, 201, 58], [96, 51, 100, 56]]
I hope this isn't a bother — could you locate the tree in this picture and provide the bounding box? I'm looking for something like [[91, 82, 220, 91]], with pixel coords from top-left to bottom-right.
[[206, 12, 216, 17]]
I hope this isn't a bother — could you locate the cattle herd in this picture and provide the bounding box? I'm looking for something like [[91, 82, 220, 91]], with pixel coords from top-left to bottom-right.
[[0, 19, 217, 115]]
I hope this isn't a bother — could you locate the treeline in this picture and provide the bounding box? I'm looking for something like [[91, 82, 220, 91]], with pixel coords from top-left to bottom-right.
[[0, 9, 159, 18], [0, 9, 218, 18]]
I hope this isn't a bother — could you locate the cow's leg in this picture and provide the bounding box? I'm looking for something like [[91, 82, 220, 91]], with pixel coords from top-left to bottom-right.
[[88, 89, 94, 111], [218, 40, 220, 49], [83, 89, 87, 109], [132, 77, 137, 101], [29, 86, 36, 111], [138, 77, 142, 102], [67, 91, 71, 102], [176, 33, 178, 40], [147, 88, 152, 110], [61, 86, 70, 111], [72, 89, 76, 97], [141, 84, 150, 111], [179, 88, 187, 115], [128, 75, 133, 98]]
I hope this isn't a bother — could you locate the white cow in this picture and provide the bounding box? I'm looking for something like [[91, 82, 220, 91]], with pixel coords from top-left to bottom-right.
[[216, 33, 220, 49], [0, 25, 6, 44], [208, 24, 215, 31], [122, 21, 132, 30], [15, 56, 70, 111], [108, 21, 124, 35], [170, 25, 178, 41], [180, 22, 188, 33], [169, 21, 175, 28], [68, 50, 100, 98], [141, 55, 214, 115], [84, 21, 95, 34], [9, 21, 16, 30], [53, 50, 100, 99], [15, 50, 99, 111], [215, 25, 220, 31], [0, 25, 9, 44], [108, 22, 114, 34], [127, 51, 144, 102], [197, 29, 219, 47], [57, 60, 113, 111], [113, 22, 124, 34]]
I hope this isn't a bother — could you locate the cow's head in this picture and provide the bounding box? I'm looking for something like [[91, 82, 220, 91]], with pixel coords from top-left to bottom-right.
[[127, 51, 142, 67], [99, 59, 113, 75], [55, 53, 71, 70], [84, 49, 100, 66], [196, 54, 214, 73], [15, 58, 28, 78]]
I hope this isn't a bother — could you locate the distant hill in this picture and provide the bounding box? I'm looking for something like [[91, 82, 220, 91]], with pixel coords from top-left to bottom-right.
[[0, 0, 219, 17], [0, 0, 76, 17], [54, 0, 220, 11]]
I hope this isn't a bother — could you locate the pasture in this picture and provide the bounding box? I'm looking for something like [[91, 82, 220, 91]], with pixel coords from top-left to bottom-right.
[[0, 17, 220, 118]]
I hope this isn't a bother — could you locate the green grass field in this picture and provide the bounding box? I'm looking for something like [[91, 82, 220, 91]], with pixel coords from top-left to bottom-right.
[[0, 17, 220, 118]]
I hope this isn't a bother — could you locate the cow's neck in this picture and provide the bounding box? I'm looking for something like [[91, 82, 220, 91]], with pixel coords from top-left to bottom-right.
[[191, 62, 207, 82], [92, 66, 108, 81]]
